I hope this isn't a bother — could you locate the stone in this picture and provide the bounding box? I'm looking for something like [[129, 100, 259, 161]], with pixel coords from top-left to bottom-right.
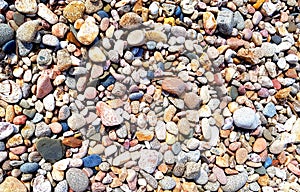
[[253, 138, 267, 153], [203, 12, 217, 35], [184, 162, 201, 179], [127, 30, 145, 46], [20, 162, 39, 173], [63, 1, 85, 23], [36, 75, 53, 99], [62, 137, 82, 148], [36, 137, 64, 163], [88, 46, 106, 63], [58, 105, 70, 120], [145, 30, 168, 43], [15, 0, 37, 14], [77, 17, 99, 45], [0, 122, 15, 140], [0, 24, 14, 46], [85, 0, 103, 14], [37, 49, 52, 66], [0, 176, 27, 192], [67, 113, 86, 131], [159, 176, 176, 190], [221, 172, 248, 192], [217, 9, 234, 35], [184, 92, 201, 109], [82, 154, 102, 168], [16, 20, 40, 43], [263, 103, 276, 118], [213, 166, 227, 185], [66, 168, 89, 192], [43, 94, 55, 111], [35, 122, 51, 137], [37, 3, 58, 24], [0, 80, 22, 104], [138, 149, 159, 174], [269, 140, 285, 154], [162, 78, 186, 96], [233, 107, 260, 129], [119, 12, 142, 29], [112, 151, 131, 166], [96, 101, 123, 126], [236, 148, 248, 164], [52, 23, 69, 38]]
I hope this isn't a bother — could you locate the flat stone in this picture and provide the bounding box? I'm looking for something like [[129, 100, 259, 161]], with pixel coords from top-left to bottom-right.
[[36, 75, 53, 99], [119, 12, 142, 29], [63, 1, 85, 23], [88, 46, 106, 63], [138, 149, 160, 174], [233, 107, 260, 129], [37, 3, 58, 24], [96, 101, 123, 126], [0, 122, 15, 140], [162, 78, 186, 96], [159, 176, 176, 190], [66, 168, 89, 192], [16, 20, 40, 43], [253, 138, 267, 153], [0, 24, 14, 46], [0, 176, 27, 192], [127, 30, 145, 46], [36, 137, 64, 163], [236, 148, 248, 164], [56, 49, 72, 71], [62, 137, 82, 148], [15, 0, 37, 14], [221, 172, 248, 192], [67, 113, 86, 131], [77, 17, 99, 45], [20, 162, 39, 173]]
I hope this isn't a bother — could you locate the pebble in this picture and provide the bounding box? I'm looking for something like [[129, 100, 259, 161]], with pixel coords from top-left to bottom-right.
[[0, 122, 15, 140], [96, 101, 123, 126], [66, 168, 89, 192], [263, 102, 276, 118], [127, 30, 145, 46], [162, 78, 186, 96], [119, 12, 142, 29], [15, 0, 37, 14], [82, 154, 102, 168], [16, 20, 40, 43], [217, 9, 234, 35], [77, 17, 99, 45], [67, 113, 86, 131], [63, 1, 85, 23], [253, 138, 267, 153], [0, 176, 27, 192], [221, 172, 248, 192], [36, 137, 64, 163], [20, 162, 39, 173], [0, 24, 14, 46], [159, 176, 176, 190], [138, 149, 160, 174], [233, 107, 260, 129], [37, 3, 58, 24]]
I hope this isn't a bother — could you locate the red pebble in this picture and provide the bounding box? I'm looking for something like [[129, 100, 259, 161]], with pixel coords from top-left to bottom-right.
[[13, 115, 27, 125]]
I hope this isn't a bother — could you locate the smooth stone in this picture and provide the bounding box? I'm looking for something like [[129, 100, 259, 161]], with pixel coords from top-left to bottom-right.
[[0, 176, 27, 192], [36, 75, 53, 99], [15, 0, 37, 14], [36, 137, 64, 163], [20, 162, 39, 173], [88, 46, 106, 63], [221, 172, 248, 192], [233, 107, 260, 129], [37, 3, 58, 24], [119, 12, 142, 29], [37, 49, 52, 66], [162, 77, 186, 96], [82, 154, 102, 168], [77, 17, 99, 45], [138, 149, 160, 174], [217, 9, 234, 35], [0, 122, 15, 140], [42, 34, 59, 47], [43, 94, 55, 111], [96, 101, 123, 126], [127, 30, 145, 46], [16, 20, 40, 43], [67, 113, 86, 131], [66, 168, 89, 192], [63, 1, 85, 23], [263, 102, 276, 118], [158, 176, 176, 190]]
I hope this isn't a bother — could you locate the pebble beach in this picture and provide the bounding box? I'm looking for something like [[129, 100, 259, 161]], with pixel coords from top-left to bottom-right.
[[0, 0, 300, 191]]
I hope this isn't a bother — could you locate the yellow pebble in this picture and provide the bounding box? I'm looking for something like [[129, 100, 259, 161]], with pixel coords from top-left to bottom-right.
[[253, 0, 265, 10], [164, 17, 175, 26], [103, 4, 111, 13]]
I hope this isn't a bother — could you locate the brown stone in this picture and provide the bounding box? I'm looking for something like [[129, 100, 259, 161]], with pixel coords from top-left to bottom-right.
[[237, 48, 260, 64], [252, 138, 267, 153], [236, 148, 248, 164], [36, 75, 53, 99], [119, 12, 142, 29], [62, 137, 82, 148], [288, 163, 300, 176], [162, 77, 186, 96], [275, 87, 291, 99], [136, 130, 154, 141], [258, 174, 269, 186], [63, 1, 85, 23], [277, 151, 287, 164], [0, 176, 27, 192]]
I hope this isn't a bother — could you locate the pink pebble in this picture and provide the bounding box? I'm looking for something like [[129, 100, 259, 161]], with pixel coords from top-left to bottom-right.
[[49, 122, 62, 134]]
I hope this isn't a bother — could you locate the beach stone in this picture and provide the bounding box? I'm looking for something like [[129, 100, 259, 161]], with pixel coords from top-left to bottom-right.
[[54, 180, 68, 192], [269, 140, 285, 154], [0, 176, 27, 192], [203, 12, 217, 35], [159, 176, 176, 190], [15, 0, 37, 14], [221, 172, 248, 192], [184, 162, 201, 179], [162, 77, 186, 96], [67, 113, 86, 131], [85, 0, 103, 14], [236, 148, 248, 164], [63, 1, 85, 23], [119, 12, 142, 29], [20, 162, 39, 173], [263, 103, 276, 118], [0, 24, 14, 46], [36, 75, 53, 99], [112, 151, 131, 166], [16, 20, 40, 43], [37, 3, 58, 24], [66, 168, 89, 192], [77, 17, 99, 45], [42, 34, 59, 47], [96, 101, 123, 126], [145, 30, 168, 43], [140, 170, 158, 189], [0, 122, 15, 140], [88, 46, 106, 63], [127, 30, 145, 46], [233, 107, 260, 129], [184, 92, 201, 109], [138, 149, 160, 174], [82, 154, 102, 168], [37, 49, 52, 66], [43, 94, 55, 111], [36, 137, 64, 163], [52, 23, 69, 39], [217, 9, 234, 35], [253, 138, 267, 153]]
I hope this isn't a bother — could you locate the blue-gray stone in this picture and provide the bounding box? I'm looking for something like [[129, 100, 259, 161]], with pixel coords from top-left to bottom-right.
[[82, 154, 102, 168], [129, 92, 144, 100], [159, 176, 176, 190], [0, 1, 8, 11], [97, 10, 109, 18], [36, 137, 64, 163], [217, 9, 234, 35], [233, 11, 245, 30], [101, 75, 116, 88], [20, 162, 39, 173], [222, 172, 248, 192], [0, 23, 14, 46], [18, 40, 33, 57], [2, 40, 16, 53], [146, 41, 156, 50], [263, 102, 276, 117]]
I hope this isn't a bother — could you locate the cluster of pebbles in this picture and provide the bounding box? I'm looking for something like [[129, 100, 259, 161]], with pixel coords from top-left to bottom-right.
[[0, 0, 299, 191]]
